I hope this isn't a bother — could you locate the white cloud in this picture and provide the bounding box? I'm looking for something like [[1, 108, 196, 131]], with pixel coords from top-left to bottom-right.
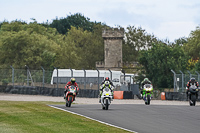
[[0, 0, 200, 42], [148, 21, 197, 41]]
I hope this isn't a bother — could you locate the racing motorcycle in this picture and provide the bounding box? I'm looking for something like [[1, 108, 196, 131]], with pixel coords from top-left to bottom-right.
[[100, 82, 114, 110], [142, 84, 153, 105], [188, 85, 199, 106], [65, 85, 78, 107]]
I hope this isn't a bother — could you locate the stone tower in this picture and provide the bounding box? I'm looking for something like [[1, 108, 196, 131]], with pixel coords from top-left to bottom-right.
[[96, 28, 124, 70]]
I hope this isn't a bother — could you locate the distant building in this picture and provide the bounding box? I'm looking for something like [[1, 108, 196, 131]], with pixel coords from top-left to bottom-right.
[[96, 28, 124, 71]]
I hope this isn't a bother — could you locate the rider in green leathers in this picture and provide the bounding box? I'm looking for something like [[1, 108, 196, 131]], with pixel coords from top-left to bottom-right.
[[140, 78, 152, 98]]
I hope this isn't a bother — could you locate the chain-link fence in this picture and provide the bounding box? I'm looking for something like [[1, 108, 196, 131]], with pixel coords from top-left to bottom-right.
[[0, 68, 53, 88], [172, 70, 200, 92], [0, 68, 134, 91]]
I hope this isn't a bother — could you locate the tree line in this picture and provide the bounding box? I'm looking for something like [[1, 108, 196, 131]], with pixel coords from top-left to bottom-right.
[[0, 13, 200, 89]]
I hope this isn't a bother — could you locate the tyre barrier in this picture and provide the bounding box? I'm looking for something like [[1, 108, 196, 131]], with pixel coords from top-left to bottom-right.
[[114, 91, 134, 99], [161, 92, 166, 100]]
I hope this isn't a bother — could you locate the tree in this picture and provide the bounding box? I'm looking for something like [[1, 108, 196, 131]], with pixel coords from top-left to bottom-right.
[[60, 26, 104, 69], [0, 21, 61, 69], [123, 25, 159, 62], [50, 13, 95, 35], [183, 26, 200, 60], [138, 42, 188, 88]]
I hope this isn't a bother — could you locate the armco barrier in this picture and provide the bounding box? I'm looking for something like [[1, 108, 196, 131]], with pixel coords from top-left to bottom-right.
[[1, 85, 134, 99], [1, 85, 99, 98], [164, 92, 199, 101]]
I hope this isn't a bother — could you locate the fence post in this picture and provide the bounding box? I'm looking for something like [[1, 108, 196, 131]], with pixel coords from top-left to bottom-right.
[[69, 68, 73, 78], [25, 65, 29, 86], [54, 67, 58, 96], [83, 69, 86, 89], [187, 70, 192, 79], [41, 66, 45, 88], [179, 70, 184, 92], [195, 71, 199, 82], [121, 69, 125, 84], [171, 69, 176, 92], [108, 69, 112, 80], [96, 68, 100, 91], [10, 66, 14, 88]]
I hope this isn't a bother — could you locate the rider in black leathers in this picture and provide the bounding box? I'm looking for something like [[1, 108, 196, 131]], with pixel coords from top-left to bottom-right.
[[186, 77, 199, 100]]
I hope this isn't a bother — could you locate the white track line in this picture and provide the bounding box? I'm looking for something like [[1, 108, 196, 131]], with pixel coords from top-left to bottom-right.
[[49, 105, 138, 133]]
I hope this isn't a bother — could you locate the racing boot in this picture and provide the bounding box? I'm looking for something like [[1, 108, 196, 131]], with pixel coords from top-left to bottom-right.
[[140, 94, 143, 99], [64, 90, 67, 99], [98, 94, 101, 103]]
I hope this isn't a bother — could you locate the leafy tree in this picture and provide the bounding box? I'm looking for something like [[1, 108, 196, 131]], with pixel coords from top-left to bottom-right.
[[50, 13, 95, 35], [61, 26, 104, 69], [183, 26, 200, 60], [138, 42, 188, 88], [123, 26, 159, 62], [0, 21, 61, 69], [174, 37, 188, 46]]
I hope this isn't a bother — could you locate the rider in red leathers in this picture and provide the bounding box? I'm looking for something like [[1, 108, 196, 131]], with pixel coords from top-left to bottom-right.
[[64, 78, 79, 100]]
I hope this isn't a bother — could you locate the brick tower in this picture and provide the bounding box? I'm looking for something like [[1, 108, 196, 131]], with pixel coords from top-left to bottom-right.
[[96, 28, 124, 70]]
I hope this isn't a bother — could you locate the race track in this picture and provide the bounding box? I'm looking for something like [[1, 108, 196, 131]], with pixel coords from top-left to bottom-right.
[[52, 104, 200, 133]]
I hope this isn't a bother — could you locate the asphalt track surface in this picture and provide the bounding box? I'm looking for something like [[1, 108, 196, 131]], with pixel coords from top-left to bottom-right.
[[52, 103, 200, 133]]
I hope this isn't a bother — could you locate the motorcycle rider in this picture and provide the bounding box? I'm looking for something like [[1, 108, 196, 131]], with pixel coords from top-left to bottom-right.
[[99, 77, 114, 103], [64, 78, 79, 100], [140, 78, 152, 98], [186, 77, 199, 100], [101, 77, 114, 86]]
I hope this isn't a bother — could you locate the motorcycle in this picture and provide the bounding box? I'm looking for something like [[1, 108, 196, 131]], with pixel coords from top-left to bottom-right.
[[100, 85, 113, 110], [188, 85, 199, 106], [65, 85, 78, 107], [143, 84, 153, 105]]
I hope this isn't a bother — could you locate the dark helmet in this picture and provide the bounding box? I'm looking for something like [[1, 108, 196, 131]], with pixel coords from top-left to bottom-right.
[[105, 77, 109, 81], [190, 78, 196, 83], [71, 78, 76, 84]]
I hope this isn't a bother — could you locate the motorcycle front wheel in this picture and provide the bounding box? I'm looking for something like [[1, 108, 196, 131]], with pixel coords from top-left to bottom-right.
[[190, 94, 196, 106], [105, 98, 109, 110], [147, 95, 150, 105], [68, 97, 72, 107]]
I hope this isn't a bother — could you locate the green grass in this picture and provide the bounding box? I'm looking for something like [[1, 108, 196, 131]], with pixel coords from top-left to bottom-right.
[[0, 101, 131, 133]]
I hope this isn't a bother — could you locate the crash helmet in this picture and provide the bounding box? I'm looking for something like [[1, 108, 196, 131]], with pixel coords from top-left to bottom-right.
[[190, 77, 196, 83], [71, 78, 76, 84], [105, 77, 109, 81], [144, 78, 149, 81]]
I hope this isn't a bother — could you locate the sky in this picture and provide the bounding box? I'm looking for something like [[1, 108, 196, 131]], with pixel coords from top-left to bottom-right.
[[1, 0, 200, 42]]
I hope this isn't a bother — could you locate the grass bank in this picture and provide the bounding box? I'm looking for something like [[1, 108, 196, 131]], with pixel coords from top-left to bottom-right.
[[0, 101, 131, 133]]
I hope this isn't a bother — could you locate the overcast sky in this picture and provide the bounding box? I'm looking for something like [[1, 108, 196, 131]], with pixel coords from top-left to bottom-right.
[[1, 0, 200, 42]]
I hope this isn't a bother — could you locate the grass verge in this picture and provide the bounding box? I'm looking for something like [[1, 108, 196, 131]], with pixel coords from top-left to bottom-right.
[[0, 101, 131, 133]]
